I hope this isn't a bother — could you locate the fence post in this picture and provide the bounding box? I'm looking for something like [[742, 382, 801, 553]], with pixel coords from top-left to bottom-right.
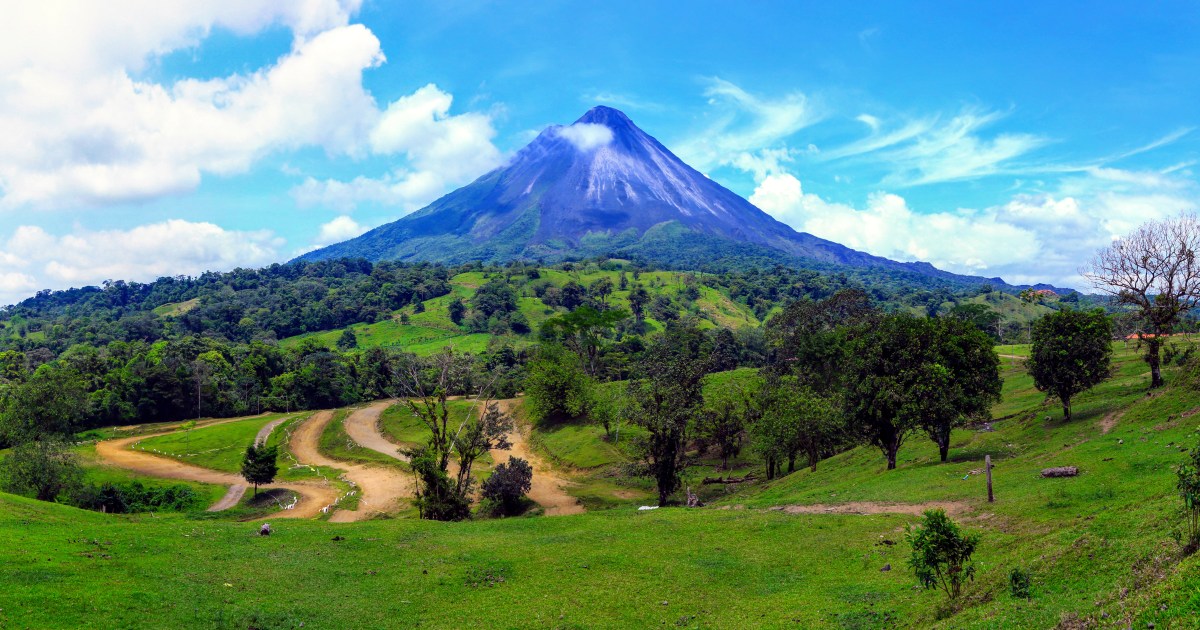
[[986, 454, 994, 503]]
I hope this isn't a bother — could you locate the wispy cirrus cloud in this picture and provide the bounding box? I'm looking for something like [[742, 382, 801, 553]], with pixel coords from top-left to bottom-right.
[[675, 77, 823, 173]]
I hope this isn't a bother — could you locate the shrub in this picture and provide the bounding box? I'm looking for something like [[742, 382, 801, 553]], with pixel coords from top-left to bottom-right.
[[1009, 566, 1032, 599], [481, 457, 533, 516], [906, 509, 980, 600], [1177, 441, 1200, 552]]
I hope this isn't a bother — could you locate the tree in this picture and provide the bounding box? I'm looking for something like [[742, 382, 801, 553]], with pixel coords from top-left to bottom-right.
[[947, 303, 1001, 341], [918, 317, 1002, 462], [709, 328, 740, 372], [391, 349, 513, 520], [628, 284, 650, 326], [0, 365, 88, 444], [1177, 440, 1200, 551], [628, 324, 711, 506], [524, 345, 592, 424], [907, 509, 980, 601], [842, 314, 938, 470], [588, 277, 614, 306], [472, 277, 518, 318], [540, 306, 628, 377], [701, 376, 759, 470], [0, 439, 82, 501], [481, 457, 533, 516], [1027, 309, 1113, 421], [767, 289, 876, 394], [755, 376, 840, 478], [336, 328, 358, 350], [1083, 213, 1200, 388], [448, 298, 466, 326], [240, 443, 279, 497]]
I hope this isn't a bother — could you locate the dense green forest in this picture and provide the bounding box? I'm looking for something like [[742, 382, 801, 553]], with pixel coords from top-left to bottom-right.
[[0, 256, 1093, 443]]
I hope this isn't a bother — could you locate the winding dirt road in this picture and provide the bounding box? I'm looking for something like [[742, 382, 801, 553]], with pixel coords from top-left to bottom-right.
[[288, 404, 413, 522], [771, 501, 970, 516], [343, 401, 409, 461], [94, 418, 337, 519]]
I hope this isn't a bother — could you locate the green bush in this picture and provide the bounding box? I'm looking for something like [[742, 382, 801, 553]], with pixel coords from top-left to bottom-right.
[[906, 509, 980, 600], [1177, 440, 1200, 552], [1009, 566, 1032, 599]]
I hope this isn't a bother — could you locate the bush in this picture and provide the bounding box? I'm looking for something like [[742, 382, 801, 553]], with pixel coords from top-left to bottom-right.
[[906, 509, 980, 600], [1, 439, 82, 501], [481, 457, 533, 516], [1009, 566, 1032, 599], [1177, 440, 1200, 552], [75, 481, 201, 513]]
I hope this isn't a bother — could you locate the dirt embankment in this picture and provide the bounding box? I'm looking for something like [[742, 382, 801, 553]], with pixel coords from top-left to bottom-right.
[[771, 501, 971, 517], [287, 404, 413, 522]]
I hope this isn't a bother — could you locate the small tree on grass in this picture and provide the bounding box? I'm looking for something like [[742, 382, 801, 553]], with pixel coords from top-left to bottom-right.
[[1027, 308, 1113, 421], [240, 444, 279, 497], [482, 457, 533, 516], [336, 328, 358, 350], [1177, 441, 1200, 552], [907, 509, 980, 601]]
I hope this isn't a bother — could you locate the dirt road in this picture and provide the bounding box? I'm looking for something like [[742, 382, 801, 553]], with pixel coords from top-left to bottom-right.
[[94, 423, 337, 519], [771, 501, 970, 516], [343, 400, 409, 461], [491, 400, 583, 516], [254, 415, 291, 446], [288, 404, 413, 522]]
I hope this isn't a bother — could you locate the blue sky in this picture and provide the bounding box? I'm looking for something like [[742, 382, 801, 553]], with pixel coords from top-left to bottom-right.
[[0, 1, 1197, 303]]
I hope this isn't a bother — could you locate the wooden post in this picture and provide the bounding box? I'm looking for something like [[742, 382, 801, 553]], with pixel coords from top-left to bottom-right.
[[985, 455, 994, 503]]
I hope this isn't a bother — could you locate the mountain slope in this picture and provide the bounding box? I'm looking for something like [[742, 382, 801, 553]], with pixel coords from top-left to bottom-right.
[[299, 106, 1002, 285]]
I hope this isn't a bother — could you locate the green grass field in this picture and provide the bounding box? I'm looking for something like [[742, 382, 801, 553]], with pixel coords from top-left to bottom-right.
[[133, 413, 299, 474], [6, 343, 1200, 627]]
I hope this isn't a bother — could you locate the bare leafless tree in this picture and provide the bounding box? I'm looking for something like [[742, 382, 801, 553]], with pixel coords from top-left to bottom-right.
[[1083, 213, 1200, 387], [389, 348, 513, 513]]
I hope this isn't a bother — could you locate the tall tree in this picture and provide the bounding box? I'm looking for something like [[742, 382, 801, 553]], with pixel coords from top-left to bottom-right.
[[628, 324, 712, 506], [627, 284, 650, 326], [1027, 308, 1113, 421], [842, 314, 936, 470], [919, 317, 1002, 462], [540, 306, 628, 377], [1083, 213, 1200, 387], [524, 345, 592, 424], [755, 376, 840, 478]]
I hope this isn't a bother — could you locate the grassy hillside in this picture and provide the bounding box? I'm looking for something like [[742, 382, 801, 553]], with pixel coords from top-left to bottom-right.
[[280, 268, 761, 355], [7, 342, 1200, 627]]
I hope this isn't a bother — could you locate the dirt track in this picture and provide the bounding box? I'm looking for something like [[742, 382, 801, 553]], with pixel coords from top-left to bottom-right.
[[343, 401, 409, 461], [491, 400, 583, 516], [288, 404, 413, 522], [771, 501, 970, 516], [94, 420, 337, 519]]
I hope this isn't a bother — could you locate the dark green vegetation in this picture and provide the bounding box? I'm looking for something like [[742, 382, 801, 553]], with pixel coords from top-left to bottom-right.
[[240, 443, 279, 497], [1028, 308, 1113, 421]]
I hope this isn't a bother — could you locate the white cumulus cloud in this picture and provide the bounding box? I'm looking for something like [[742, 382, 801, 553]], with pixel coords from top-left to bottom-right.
[[750, 168, 1198, 288], [0, 220, 284, 305], [556, 123, 615, 151]]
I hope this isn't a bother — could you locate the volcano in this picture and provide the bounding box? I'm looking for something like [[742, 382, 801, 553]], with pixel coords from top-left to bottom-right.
[[299, 106, 996, 284]]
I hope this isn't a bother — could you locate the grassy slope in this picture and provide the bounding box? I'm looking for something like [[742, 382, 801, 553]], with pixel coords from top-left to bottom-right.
[[133, 413, 298, 474], [6, 343, 1200, 627]]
